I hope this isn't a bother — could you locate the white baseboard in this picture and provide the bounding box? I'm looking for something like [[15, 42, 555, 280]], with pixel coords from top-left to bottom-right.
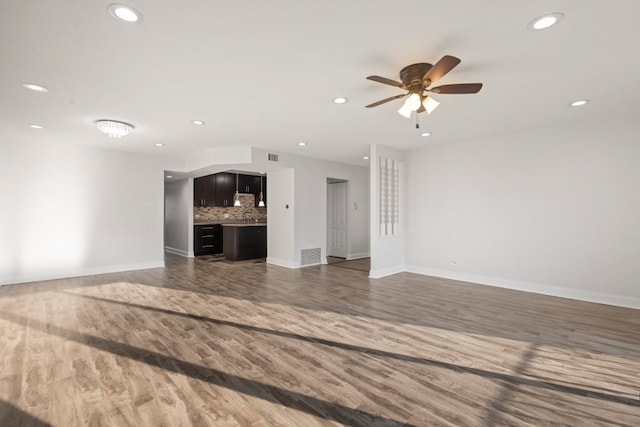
[[266, 257, 299, 269], [164, 246, 191, 257], [301, 262, 322, 268], [405, 265, 640, 311], [0, 260, 166, 287], [347, 252, 370, 260], [369, 265, 406, 279]]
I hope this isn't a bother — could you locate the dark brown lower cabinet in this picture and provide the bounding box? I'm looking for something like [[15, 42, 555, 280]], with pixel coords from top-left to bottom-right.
[[194, 224, 223, 256], [223, 225, 267, 261]]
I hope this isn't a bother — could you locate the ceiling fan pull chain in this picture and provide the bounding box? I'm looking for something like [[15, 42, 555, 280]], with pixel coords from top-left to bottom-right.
[[415, 112, 420, 129]]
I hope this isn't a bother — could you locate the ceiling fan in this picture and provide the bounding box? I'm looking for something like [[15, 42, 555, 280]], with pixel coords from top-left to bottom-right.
[[366, 55, 482, 121]]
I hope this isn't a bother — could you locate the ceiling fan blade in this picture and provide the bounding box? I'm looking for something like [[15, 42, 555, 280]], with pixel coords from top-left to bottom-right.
[[430, 83, 483, 94], [422, 55, 461, 86], [365, 94, 406, 108], [366, 75, 405, 88]]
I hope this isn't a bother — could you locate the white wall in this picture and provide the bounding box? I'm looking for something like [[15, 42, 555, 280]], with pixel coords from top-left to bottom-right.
[[163, 146, 253, 174], [265, 169, 296, 268], [294, 159, 369, 264], [369, 144, 406, 278], [0, 139, 165, 285], [405, 114, 640, 309], [253, 148, 370, 268], [164, 178, 193, 257]]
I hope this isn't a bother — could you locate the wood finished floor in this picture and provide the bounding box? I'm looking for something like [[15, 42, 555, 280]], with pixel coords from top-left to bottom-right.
[[1, 255, 639, 426], [326, 257, 370, 272]]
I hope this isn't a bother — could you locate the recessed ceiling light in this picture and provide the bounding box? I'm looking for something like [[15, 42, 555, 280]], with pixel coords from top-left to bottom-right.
[[421, 132, 432, 137], [298, 142, 306, 146], [95, 119, 134, 138], [570, 99, 589, 107], [108, 4, 143, 23], [166, 175, 173, 179], [333, 97, 348, 104], [363, 156, 369, 160], [191, 120, 205, 125], [29, 124, 44, 129], [155, 143, 165, 147], [528, 13, 563, 31], [22, 83, 48, 92]]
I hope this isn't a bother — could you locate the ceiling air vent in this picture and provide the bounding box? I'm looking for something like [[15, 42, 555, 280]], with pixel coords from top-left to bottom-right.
[[268, 153, 279, 162]]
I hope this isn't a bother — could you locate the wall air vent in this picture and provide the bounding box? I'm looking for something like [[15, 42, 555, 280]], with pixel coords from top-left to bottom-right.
[[268, 153, 279, 162], [301, 248, 321, 266]]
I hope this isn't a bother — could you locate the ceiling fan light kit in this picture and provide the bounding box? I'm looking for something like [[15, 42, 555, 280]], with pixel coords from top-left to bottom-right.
[[397, 105, 412, 118], [366, 55, 483, 126], [423, 96, 440, 114], [404, 93, 422, 111]]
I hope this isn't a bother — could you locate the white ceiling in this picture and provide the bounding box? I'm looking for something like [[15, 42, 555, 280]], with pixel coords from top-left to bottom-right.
[[2, 1, 640, 167]]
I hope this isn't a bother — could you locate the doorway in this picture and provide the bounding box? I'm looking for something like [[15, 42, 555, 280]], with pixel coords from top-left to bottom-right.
[[327, 179, 348, 259]]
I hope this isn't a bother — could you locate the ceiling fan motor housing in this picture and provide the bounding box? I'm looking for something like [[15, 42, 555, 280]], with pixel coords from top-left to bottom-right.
[[400, 63, 433, 86]]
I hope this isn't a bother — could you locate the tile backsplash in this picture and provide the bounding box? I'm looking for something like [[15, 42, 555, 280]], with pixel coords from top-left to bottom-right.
[[194, 194, 267, 221]]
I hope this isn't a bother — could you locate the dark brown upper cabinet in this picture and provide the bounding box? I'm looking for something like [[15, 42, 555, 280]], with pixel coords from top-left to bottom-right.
[[240, 174, 267, 207], [214, 172, 236, 207], [193, 172, 266, 207], [193, 175, 216, 207], [238, 174, 260, 194]]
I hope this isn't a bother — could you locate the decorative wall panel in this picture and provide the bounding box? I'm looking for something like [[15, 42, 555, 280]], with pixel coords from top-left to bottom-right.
[[379, 157, 400, 236]]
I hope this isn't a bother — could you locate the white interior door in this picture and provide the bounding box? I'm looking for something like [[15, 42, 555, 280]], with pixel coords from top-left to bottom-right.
[[327, 181, 348, 258]]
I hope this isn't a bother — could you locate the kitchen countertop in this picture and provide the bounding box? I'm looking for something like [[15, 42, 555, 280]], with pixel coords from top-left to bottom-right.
[[194, 220, 266, 226], [221, 223, 267, 227]]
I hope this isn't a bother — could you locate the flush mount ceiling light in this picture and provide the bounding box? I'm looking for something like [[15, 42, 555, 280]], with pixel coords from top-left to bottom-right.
[[570, 99, 589, 107], [108, 4, 143, 23], [29, 124, 44, 129], [155, 143, 165, 147], [166, 175, 173, 179], [298, 142, 307, 146], [333, 97, 348, 104], [191, 120, 205, 125], [528, 13, 563, 31], [363, 156, 370, 160], [421, 132, 432, 137], [22, 83, 49, 92], [95, 120, 134, 138]]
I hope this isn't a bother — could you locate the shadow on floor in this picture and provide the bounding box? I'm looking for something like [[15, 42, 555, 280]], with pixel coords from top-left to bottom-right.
[[0, 399, 51, 426], [0, 309, 414, 427]]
